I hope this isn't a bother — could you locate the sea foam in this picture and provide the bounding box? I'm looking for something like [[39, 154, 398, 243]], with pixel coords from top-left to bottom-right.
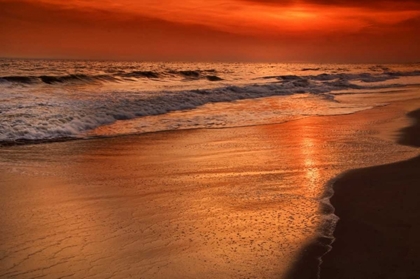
[[1, 61, 419, 144]]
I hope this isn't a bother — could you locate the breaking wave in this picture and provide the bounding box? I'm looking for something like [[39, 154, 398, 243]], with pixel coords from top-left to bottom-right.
[[1, 60, 420, 145], [2, 69, 420, 85], [0, 69, 224, 85]]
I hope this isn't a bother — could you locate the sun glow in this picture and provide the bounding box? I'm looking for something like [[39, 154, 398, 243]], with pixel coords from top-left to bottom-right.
[[1, 0, 419, 62], [19, 0, 420, 35]]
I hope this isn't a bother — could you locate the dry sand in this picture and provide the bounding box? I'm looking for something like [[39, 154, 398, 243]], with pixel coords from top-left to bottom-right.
[[1, 96, 419, 278]]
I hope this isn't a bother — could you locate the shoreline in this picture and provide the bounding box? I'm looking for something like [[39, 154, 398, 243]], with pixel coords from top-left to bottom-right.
[[5, 84, 420, 149], [1, 97, 419, 278], [287, 108, 420, 279]]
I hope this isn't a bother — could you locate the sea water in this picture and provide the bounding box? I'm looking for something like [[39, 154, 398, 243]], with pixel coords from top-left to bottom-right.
[[1, 60, 420, 144]]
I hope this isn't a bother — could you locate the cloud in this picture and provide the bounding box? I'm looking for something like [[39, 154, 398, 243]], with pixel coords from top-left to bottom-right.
[[239, 0, 420, 10], [0, 0, 274, 61], [0, 0, 419, 62]]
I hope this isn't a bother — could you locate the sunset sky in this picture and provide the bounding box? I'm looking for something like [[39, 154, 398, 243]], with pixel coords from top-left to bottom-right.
[[1, 0, 420, 62]]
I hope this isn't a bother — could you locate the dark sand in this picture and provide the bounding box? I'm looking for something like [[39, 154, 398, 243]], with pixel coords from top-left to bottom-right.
[[292, 108, 420, 279], [398, 109, 420, 147]]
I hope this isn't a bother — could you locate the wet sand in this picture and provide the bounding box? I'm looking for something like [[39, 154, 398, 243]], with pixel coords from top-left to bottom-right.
[[1, 97, 419, 278], [287, 106, 420, 279], [319, 109, 420, 279]]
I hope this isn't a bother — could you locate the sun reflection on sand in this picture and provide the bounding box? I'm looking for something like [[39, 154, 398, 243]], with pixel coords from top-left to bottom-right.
[[300, 128, 321, 194], [0, 121, 333, 278], [2, 98, 419, 278]]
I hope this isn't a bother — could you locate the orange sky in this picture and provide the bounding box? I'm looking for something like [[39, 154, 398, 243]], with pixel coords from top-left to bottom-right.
[[1, 0, 420, 62]]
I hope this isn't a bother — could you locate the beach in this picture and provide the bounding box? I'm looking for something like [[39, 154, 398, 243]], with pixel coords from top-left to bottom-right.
[[1, 92, 419, 278], [2, 0, 420, 276], [286, 101, 420, 279], [319, 108, 420, 279]]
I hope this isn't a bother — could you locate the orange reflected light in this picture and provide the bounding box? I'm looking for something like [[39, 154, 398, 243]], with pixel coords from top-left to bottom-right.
[[302, 137, 320, 193]]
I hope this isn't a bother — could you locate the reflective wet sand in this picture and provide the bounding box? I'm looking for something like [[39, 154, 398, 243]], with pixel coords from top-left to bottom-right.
[[1, 97, 419, 278], [319, 108, 420, 279]]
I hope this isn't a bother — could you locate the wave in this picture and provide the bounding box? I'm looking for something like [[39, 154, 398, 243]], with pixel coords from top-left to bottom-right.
[[2, 69, 419, 86], [265, 70, 420, 83], [1, 65, 420, 145], [301, 68, 321, 71], [1, 70, 414, 145], [0, 69, 225, 85], [122, 71, 160, 79]]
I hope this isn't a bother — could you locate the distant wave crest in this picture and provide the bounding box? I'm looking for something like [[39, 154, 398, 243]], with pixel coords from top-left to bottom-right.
[[1, 69, 419, 86], [1, 68, 420, 145], [0, 69, 225, 85]]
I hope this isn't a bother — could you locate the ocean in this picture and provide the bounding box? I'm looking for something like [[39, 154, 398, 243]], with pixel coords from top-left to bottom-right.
[[1, 60, 420, 144]]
